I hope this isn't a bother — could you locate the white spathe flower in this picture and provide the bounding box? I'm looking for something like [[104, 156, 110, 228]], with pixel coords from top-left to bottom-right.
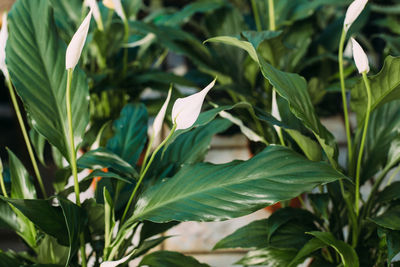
[[172, 79, 216, 130], [113, 0, 126, 21], [100, 250, 135, 267], [271, 90, 281, 132], [0, 12, 9, 81], [150, 87, 172, 140], [343, 0, 368, 32], [66, 10, 92, 70], [84, 0, 103, 31], [351, 38, 369, 73]]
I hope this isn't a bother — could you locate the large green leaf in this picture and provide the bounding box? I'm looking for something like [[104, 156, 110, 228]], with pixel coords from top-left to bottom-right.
[[370, 206, 400, 231], [0, 199, 18, 231], [7, 149, 37, 248], [377, 181, 400, 204], [128, 145, 343, 224], [351, 56, 400, 123], [29, 128, 47, 166], [288, 238, 326, 267], [236, 247, 297, 266], [6, 0, 90, 162], [106, 104, 148, 166], [308, 231, 359, 267], [139, 251, 209, 267], [49, 0, 82, 41], [214, 219, 268, 250], [357, 101, 400, 183]]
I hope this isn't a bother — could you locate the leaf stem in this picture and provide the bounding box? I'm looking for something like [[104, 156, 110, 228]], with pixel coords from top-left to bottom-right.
[[121, 124, 177, 223], [355, 72, 372, 216], [6, 78, 47, 198], [338, 30, 353, 167], [250, 0, 262, 32], [268, 0, 276, 31], [66, 69, 87, 267]]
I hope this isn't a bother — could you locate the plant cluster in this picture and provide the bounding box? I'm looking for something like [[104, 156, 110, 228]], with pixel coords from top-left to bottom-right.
[[0, 0, 400, 266]]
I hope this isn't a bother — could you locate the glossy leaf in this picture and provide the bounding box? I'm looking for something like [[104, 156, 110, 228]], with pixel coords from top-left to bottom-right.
[[140, 221, 179, 243], [288, 238, 326, 267], [351, 56, 400, 123], [308, 231, 359, 267], [284, 129, 322, 161], [29, 128, 46, 166], [377, 181, 400, 204], [370, 206, 400, 231], [82, 198, 104, 235], [0, 199, 18, 231], [77, 148, 138, 178], [129, 145, 344, 224], [107, 104, 148, 166], [6, 0, 90, 161], [236, 247, 297, 266], [214, 219, 268, 250], [139, 251, 209, 267]]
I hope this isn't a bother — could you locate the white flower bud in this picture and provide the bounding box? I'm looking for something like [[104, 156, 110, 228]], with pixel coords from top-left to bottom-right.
[[66, 10, 92, 70], [343, 0, 368, 32], [351, 38, 369, 73], [0, 12, 9, 81], [172, 79, 216, 130], [151, 87, 172, 141]]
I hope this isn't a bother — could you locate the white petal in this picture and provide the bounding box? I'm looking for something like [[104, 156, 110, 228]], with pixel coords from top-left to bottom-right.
[[103, 0, 115, 9], [84, 0, 102, 30], [172, 79, 216, 130], [123, 33, 155, 48], [271, 90, 281, 132], [351, 38, 369, 73], [343, 0, 368, 32], [100, 250, 134, 267], [219, 111, 264, 143], [66, 10, 92, 70], [151, 88, 172, 139], [112, 0, 126, 21], [0, 12, 9, 81]]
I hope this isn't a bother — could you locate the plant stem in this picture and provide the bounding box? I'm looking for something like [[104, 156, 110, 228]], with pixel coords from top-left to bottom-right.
[[251, 0, 262, 31], [140, 135, 154, 175], [0, 162, 8, 197], [338, 30, 353, 167], [6, 78, 47, 198], [355, 72, 372, 216], [387, 164, 400, 186], [66, 69, 87, 267], [121, 124, 177, 223], [268, 0, 276, 31]]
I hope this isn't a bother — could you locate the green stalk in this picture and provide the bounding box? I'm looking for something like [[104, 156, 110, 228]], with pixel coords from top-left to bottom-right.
[[355, 72, 372, 216], [140, 135, 154, 175], [6, 78, 47, 198], [121, 124, 177, 223], [338, 30, 353, 166], [66, 69, 87, 267], [0, 160, 8, 197], [250, 0, 262, 31], [268, 0, 276, 31]]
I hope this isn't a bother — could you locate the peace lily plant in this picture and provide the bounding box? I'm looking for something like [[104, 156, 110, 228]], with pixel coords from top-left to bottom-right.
[[0, 0, 400, 266]]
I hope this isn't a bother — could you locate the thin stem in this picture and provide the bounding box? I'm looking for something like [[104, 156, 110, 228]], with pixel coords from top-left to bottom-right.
[[6, 78, 47, 198], [355, 72, 372, 216], [251, 0, 262, 31], [268, 0, 276, 31], [338, 30, 353, 166], [121, 124, 177, 223], [140, 136, 154, 175], [0, 162, 8, 197], [66, 69, 87, 267]]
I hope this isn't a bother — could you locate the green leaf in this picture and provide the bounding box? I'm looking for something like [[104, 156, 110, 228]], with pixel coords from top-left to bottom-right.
[[139, 251, 209, 267], [236, 247, 297, 266], [107, 104, 148, 166], [58, 197, 87, 266], [8, 149, 36, 199], [309, 193, 330, 220], [0, 199, 18, 231], [288, 238, 326, 267], [82, 199, 104, 235], [6, 0, 90, 162], [129, 145, 343, 224], [256, 55, 337, 163], [351, 56, 400, 123], [36, 235, 69, 265], [284, 129, 322, 161], [29, 128, 47, 166], [77, 148, 138, 178], [49, 0, 82, 41], [0, 197, 69, 246], [386, 230, 400, 264], [205, 36, 259, 62], [140, 221, 179, 242], [149, 119, 232, 180], [0, 250, 25, 266], [370, 206, 400, 231], [377, 181, 400, 204], [214, 219, 268, 250], [357, 101, 400, 183], [133, 236, 171, 259], [308, 231, 359, 267], [122, 0, 142, 20]]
